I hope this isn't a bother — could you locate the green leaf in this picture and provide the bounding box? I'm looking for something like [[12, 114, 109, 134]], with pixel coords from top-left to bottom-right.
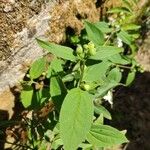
[[117, 30, 133, 45], [51, 58, 63, 73], [46, 65, 52, 78], [94, 105, 112, 120], [36, 88, 50, 104], [60, 88, 93, 150], [107, 7, 131, 14], [21, 86, 33, 108], [126, 71, 135, 86], [122, 24, 141, 31], [95, 81, 119, 98], [87, 124, 128, 147], [84, 21, 104, 46], [37, 39, 76, 62], [50, 76, 62, 97], [51, 138, 63, 150], [29, 58, 46, 79], [108, 54, 130, 65], [107, 68, 122, 83], [79, 143, 93, 150], [122, 0, 133, 11], [62, 74, 75, 82], [94, 21, 112, 33], [90, 46, 123, 60], [83, 61, 111, 82]]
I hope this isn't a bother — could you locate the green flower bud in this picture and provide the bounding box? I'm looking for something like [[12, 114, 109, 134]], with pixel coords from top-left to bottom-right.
[[88, 47, 96, 56], [88, 41, 95, 50], [76, 45, 83, 54], [83, 44, 89, 50], [70, 35, 80, 44], [80, 83, 91, 91]]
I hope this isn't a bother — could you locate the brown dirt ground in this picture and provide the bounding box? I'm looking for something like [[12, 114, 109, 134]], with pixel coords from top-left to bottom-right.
[[108, 72, 150, 150]]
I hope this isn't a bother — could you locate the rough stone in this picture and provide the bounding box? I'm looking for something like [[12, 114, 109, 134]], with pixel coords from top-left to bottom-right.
[[0, 0, 101, 94]]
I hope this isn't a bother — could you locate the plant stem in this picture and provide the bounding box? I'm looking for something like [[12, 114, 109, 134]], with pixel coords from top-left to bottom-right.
[[116, 64, 132, 69], [78, 60, 85, 86], [103, 30, 115, 46]]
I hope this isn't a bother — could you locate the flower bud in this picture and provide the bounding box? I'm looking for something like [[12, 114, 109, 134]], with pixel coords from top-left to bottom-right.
[[88, 47, 96, 56], [76, 45, 83, 54], [80, 83, 91, 91], [88, 41, 95, 50]]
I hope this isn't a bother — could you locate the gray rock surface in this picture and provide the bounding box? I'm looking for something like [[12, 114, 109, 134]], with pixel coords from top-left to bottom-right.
[[0, 0, 55, 94], [0, 0, 99, 94]]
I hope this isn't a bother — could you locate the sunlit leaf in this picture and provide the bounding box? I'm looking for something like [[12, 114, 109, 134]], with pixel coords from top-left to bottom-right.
[[108, 54, 130, 65], [94, 105, 112, 120], [87, 124, 128, 147], [117, 30, 133, 45], [126, 71, 135, 86], [29, 58, 46, 79], [60, 88, 93, 150], [107, 7, 131, 14], [83, 61, 111, 82], [95, 81, 119, 98], [90, 46, 123, 60], [94, 21, 112, 33], [37, 39, 76, 62], [84, 21, 104, 46], [50, 76, 63, 97], [107, 67, 122, 83], [21, 86, 33, 108], [122, 24, 141, 31]]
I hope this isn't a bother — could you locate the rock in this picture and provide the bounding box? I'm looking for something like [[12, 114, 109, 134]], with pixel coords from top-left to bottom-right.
[[0, 0, 100, 94]]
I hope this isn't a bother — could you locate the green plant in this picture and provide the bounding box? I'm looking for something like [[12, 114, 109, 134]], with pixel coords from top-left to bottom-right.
[[18, 1, 143, 149]]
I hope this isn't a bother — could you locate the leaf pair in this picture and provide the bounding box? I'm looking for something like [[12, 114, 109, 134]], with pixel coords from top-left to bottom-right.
[[59, 88, 128, 150]]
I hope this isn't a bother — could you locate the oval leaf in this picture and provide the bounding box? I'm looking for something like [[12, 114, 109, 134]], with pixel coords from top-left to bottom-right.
[[126, 71, 135, 86], [117, 31, 133, 45], [107, 68, 122, 83], [60, 88, 94, 150], [20, 86, 33, 108], [84, 21, 104, 46], [94, 105, 112, 120], [95, 81, 119, 98], [50, 76, 62, 97], [94, 21, 112, 33], [29, 58, 46, 79], [90, 46, 123, 60], [87, 124, 128, 147], [83, 61, 111, 83], [108, 54, 130, 65], [36, 39, 76, 62]]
